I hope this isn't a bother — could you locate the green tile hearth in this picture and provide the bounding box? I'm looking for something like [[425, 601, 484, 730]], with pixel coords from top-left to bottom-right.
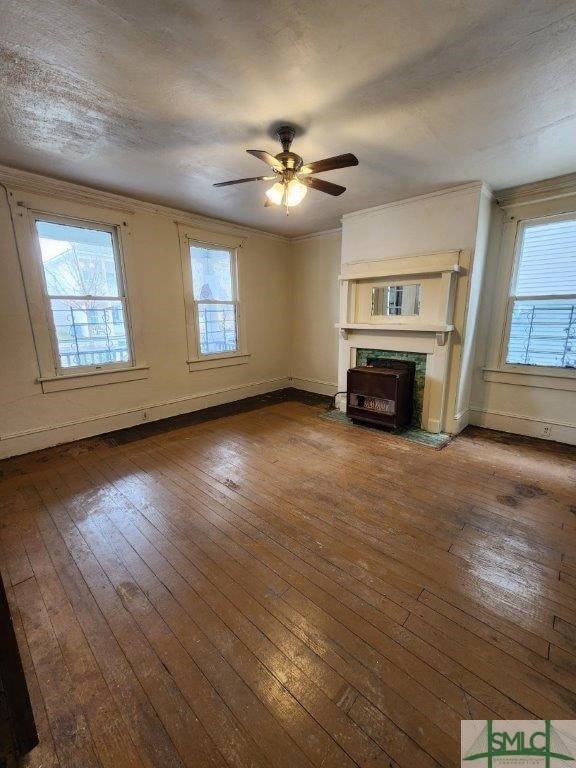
[[320, 408, 452, 449]]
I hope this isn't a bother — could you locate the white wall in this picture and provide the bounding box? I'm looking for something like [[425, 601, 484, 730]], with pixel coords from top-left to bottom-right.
[[290, 231, 341, 395], [0, 170, 291, 458], [470, 183, 576, 445], [446, 185, 494, 432], [341, 183, 485, 264]]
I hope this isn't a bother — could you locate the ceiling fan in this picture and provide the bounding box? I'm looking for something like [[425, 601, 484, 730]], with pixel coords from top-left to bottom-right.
[[213, 125, 358, 210]]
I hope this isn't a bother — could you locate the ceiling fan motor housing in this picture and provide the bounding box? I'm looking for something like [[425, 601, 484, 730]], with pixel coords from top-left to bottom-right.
[[274, 126, 302, 175], [276, 153, 302, 175]]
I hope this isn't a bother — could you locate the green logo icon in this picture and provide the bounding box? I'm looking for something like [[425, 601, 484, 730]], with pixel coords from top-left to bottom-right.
[[463, 721, 574, 767]]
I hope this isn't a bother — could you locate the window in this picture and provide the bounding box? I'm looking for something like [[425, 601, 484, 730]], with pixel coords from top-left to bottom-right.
[[34, 218, 133, 371], [505, 216, 576, 369], [189, 245, 239, 356], [179, 228, 248, 371]]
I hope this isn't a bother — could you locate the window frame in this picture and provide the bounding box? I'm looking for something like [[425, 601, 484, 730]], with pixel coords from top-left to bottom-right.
[[179, 231, 249, 371], [10, 194, 148, 392], [498, 211, 576, 379], [32, 213, 135, 375]]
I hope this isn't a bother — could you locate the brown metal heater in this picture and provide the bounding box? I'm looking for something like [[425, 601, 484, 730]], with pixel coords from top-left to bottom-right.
[[346, 359, 415, 430]]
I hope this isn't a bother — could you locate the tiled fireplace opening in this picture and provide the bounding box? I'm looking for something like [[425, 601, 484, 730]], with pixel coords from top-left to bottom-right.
[[355, 349, 427, 427]]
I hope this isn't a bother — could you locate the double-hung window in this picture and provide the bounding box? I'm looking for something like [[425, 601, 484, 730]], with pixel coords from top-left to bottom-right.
[[505, 215, 576, 369], [190, 245, 238, 356], [34, 218, 133, 372], [180, 234, 247, 370]]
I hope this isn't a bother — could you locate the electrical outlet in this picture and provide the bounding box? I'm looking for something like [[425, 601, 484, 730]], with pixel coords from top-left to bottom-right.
[[542, 424, 552, 438]]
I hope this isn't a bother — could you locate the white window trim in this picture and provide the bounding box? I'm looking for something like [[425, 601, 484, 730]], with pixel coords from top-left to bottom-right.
[[485, 209, 576, 388], [178, 226, 249, 372], [9, 194, 148, 392]]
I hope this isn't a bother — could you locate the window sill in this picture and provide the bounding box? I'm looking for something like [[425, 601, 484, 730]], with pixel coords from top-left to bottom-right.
[[37, 365, 150, 393], [187, 353, 250, 372], [482, 367, 576, 391]]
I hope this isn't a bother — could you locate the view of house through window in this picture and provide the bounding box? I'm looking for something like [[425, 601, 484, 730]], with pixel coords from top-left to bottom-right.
[[506, 216, 576, 368], [35, 220, 132, 370], [190, 245, 238, 356]]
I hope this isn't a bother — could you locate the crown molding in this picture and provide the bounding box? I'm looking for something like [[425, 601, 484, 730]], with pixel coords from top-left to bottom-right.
[[340, 181, 489, 223], [0, 163, 501, 243], [479, 182, 494, 200], [0, 164, 290, 243], [290, 226, 342, 244], [496, 172, 576, 208]]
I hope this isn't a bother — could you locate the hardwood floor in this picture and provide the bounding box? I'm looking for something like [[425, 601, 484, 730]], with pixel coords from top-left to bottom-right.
[[1, 397, 575, 768]]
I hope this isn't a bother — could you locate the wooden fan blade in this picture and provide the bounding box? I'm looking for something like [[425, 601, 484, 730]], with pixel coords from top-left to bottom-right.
[[300, 153, 358, 175], [213, 175, 275, 187], [301, 176, 346, 196], [246, 149, 285, 171], [264, 198, 274, 207]]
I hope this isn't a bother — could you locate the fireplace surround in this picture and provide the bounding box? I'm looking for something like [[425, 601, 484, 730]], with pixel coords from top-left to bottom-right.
[[336, 250, 464, 433]]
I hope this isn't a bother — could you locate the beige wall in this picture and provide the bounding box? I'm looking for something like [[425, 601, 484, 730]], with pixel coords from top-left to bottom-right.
[[289, 232, 341, 395], [0, 172, 291, 458], [2, 167, 574, 459]]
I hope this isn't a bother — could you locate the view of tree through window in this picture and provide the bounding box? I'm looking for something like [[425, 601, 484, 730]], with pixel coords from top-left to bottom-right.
[[190, 246, 238, 355], [506, 217, 576, 368], [35, 220, 132, 369]]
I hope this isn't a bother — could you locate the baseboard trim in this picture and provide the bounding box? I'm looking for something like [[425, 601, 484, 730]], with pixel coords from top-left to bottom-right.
[[469, 407, 576, 446], [0, 376, 291, 458], [289, 377, 338, 397], [448, 409, 470, 435]]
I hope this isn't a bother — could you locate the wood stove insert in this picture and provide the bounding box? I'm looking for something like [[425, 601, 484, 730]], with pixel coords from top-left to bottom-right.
[[346, 359, 415, 430]]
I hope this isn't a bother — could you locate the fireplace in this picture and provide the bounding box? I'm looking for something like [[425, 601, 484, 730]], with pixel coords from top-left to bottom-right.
[[347, 359, 415, 429], [336, 250, 462, 433]]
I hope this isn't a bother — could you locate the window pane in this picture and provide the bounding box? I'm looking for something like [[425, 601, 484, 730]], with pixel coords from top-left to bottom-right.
[[36, 221, 121, 297], [50, 299, 131, 368], [515, 219, 576, 296], [506, 298, 576, 368], [190, 246, 234, 301], [197, 302, 238, 355]]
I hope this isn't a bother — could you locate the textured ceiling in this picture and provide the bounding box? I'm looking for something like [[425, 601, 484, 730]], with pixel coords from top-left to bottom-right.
[[1, 0, 576, 236]]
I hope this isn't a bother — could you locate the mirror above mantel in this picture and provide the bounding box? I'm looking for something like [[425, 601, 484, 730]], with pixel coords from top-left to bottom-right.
[[371, 284, 422, 317]]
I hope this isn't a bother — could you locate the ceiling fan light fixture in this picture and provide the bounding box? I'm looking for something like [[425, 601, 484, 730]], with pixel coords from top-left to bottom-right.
[[285, 178, 307, 206], [265, 178, 307, 207], [265, 182, 285, 205]]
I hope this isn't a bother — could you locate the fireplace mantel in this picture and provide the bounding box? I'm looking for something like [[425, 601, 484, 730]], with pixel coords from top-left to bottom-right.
[[337, 250, 465, 433], [337, 250, 461, 334], [335, 322, 454, 344], [338, 250, 461, 280]]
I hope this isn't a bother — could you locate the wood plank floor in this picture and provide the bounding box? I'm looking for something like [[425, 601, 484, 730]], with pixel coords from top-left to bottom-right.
[[1, 397, 575, 768]]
